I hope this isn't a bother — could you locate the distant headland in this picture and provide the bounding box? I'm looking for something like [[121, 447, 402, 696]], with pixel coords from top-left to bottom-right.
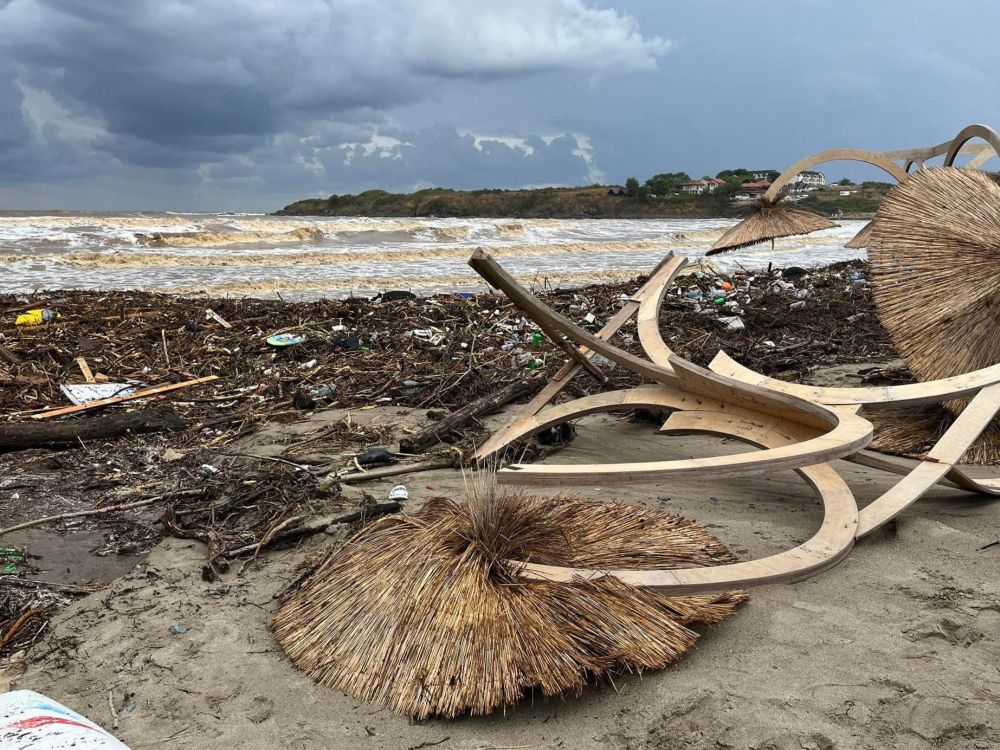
[[276, 169, 892, 219]]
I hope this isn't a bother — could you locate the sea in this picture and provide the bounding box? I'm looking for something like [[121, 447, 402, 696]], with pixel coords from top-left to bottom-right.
[[0, 212, 868, 299]]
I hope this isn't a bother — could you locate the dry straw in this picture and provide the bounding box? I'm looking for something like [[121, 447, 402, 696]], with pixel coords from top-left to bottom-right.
[[844, 219, 874, 250], [708, 201, 836, 255], [869, 167, 1000, 384], [273, 478, 746, 719], [868, 167, 1000, 463]]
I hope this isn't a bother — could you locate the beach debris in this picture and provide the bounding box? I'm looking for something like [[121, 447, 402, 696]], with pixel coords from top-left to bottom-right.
[[332, 335, 360, 353], [0, 690, 131, 749], [376, 290, 416, 302], [718, 315, 746, 331], [0, 546, 28, 575], [204, 308, 232, 328], [356, 447, 394, 467], [14, 309, 59, 327], [168, 623, 189, 635], [388, 484, 408, 502], [74, 357, 96, 383], [398, 377, 542, 455], [266, 332, 307, 347], [30, 376, 219, 420], [0, 406, 185, 452], [60, 383, 136, 406]]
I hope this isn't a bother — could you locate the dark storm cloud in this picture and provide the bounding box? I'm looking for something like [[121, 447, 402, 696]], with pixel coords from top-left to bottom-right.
[[0, 0, 666, 208], [3, 0, 1000, 210]]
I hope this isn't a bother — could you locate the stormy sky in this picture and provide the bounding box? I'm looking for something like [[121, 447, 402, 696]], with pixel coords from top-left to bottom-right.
[[1, 0, 999, 212]]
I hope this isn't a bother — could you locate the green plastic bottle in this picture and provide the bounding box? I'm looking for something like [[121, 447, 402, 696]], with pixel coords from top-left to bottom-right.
[[532, 332, 542, 348]]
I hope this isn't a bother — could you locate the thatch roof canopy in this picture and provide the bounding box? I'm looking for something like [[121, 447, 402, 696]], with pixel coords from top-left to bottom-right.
[[844, 219, 874, 249], [273, 491, 746, 719], [708, 202, 837, 255], [868, 166, 1000, 463], [869, 167, 1000, 384]]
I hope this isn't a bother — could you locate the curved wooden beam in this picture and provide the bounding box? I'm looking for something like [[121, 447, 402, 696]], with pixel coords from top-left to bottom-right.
[[855, 384, 1000, 536], [708, 350, 1000, 408], [473, 253, 687, 460], [470, 249, 844, 431], [494, 384, 872, 486], [764, 148, 908, 203], [513, 408, 858, 594], [883, 139, 992, 162], [943, 124, 1000, 167]]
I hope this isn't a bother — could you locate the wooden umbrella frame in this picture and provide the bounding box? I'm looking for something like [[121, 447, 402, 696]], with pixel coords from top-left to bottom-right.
[[468, 246, 1000, 594]]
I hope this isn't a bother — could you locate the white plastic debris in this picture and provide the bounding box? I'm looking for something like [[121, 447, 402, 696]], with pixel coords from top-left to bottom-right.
[[0, 690, 131, 748], [717, 316, 745, 331]]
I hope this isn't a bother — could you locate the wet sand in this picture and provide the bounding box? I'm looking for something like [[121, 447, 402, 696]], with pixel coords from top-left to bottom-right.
[[9, 406, 999, 749]]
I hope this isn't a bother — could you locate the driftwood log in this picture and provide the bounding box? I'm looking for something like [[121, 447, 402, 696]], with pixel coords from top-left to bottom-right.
[[399, 377, 541, 454], [0, 406, 185, 451]]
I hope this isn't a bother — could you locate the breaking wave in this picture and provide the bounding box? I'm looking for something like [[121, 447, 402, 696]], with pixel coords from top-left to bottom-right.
[[4, 239, 701, 269], [135, 226, 326, 247]]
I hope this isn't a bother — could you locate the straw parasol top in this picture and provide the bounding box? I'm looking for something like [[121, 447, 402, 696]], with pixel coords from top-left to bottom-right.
[[869, 167, 1000, 384], [708, 202, 837, 255], [844, 219, 874, 250], [273, 491, 746, 719]]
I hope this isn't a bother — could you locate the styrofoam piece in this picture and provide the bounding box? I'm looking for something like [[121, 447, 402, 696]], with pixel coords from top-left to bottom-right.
[[0, 690, 130, 748]]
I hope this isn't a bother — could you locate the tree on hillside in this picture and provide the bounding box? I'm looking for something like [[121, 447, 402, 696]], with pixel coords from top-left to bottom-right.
[[644, 172, 690, 195], [624, 176, 640, 197], [715, 168, 751, 183], [837, 178, 853, 186]]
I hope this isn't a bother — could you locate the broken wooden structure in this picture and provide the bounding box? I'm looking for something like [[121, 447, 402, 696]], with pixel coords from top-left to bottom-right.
[[469, 168, 1000, 593]]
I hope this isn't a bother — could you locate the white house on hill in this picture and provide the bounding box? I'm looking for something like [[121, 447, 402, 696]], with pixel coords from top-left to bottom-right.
[[790, 170, 825, 191]]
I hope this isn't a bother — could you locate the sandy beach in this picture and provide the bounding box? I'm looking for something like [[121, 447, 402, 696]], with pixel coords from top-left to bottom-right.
[[7, 403, 999, 749]]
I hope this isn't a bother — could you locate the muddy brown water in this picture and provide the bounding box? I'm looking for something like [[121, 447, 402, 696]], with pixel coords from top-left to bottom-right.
[[6, 527, 143, 586]]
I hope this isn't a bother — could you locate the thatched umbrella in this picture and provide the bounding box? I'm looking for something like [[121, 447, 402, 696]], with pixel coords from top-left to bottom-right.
[[273, 488, 746, 719], [708, 200, 837, 255], [844, 219, 874, 250], [869, 167, 1000, 383], [868, 166, 1000, 463]]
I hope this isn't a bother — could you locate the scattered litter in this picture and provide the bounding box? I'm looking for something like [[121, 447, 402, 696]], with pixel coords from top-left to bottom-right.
[[377, 290, 416, 302], [60, 383, 136, 406], [168, 623, 189, 635], [332, 336, 360, 353], [14, 308, 59, 326], [388, 484, 409, 502], [0, 690, 131, 749], [357, 447, 394, 466], [205, 308, 232, 329], [266, 333, 307, 347], [717, 316, 746, 331]]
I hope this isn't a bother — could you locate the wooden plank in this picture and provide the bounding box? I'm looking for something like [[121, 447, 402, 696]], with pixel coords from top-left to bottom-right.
[[855, 384, 1000, 537], [512, 407, 858, 594], [470, 250, 849, 432], [635, 254, 687, 366], [473, 252, 686, 459], [494, 383, 871, 486], [75, 357, 96, 384], [29, 376, 219, 420], [205, 308, 232, 329], [709, 349, 1000, 408]]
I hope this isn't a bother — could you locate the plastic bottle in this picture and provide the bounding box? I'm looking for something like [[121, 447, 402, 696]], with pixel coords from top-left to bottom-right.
[[532, 332, 542, 348]]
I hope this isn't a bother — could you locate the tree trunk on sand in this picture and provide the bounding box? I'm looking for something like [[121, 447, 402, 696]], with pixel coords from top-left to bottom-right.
[[0, 407, 185, 452]]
